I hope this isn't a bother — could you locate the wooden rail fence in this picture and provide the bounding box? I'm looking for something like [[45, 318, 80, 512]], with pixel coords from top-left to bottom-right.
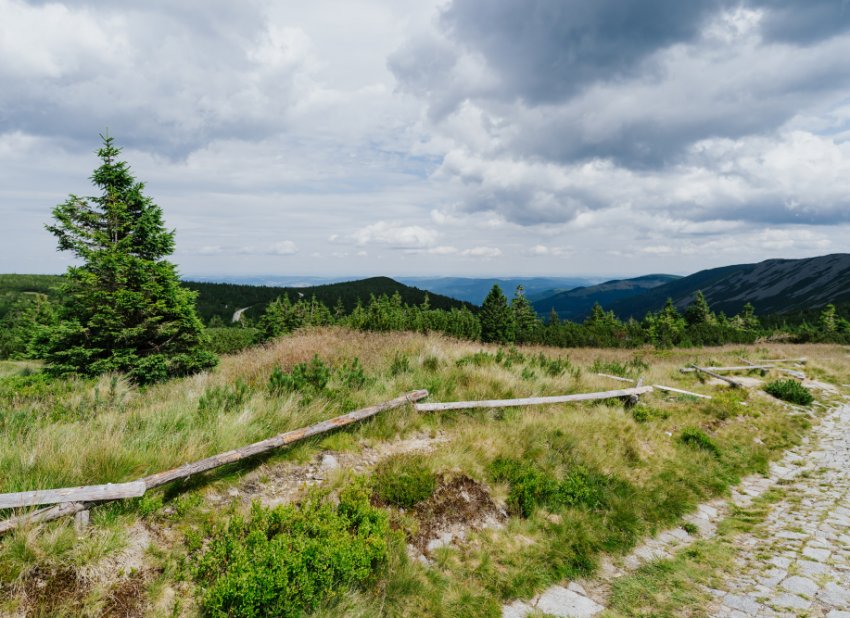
[[0, 390, 428, 535]]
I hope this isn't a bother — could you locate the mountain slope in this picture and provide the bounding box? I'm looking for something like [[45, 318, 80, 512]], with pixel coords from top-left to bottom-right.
[[397, 277, 599, 305], [608, 254, 850, 318], [532, 274, 681, 321]]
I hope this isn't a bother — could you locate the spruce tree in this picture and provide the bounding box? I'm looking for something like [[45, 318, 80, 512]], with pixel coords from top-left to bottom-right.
[[38, 134, 216, 384], [479, 284, 515, 343], [684, 290, 714, 326], [511, 285, 540, 343]]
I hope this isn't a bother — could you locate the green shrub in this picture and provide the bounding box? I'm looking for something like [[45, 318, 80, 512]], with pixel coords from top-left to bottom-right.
[[204, 327, 259, 355], [678, 427, 720, 458], [455, 351, 495, 367], [372, 454, 436, 508], [193, 482, 390, 618], [630, 404, 668, 423], [530, 352, 575, 377], [268, 355, 331, 395], [590, 356, 648, 378], [339, 357, 367, 389], [763, 379, 814, 406], [198, 380, 250, 416], [631, 406, 649, 423]]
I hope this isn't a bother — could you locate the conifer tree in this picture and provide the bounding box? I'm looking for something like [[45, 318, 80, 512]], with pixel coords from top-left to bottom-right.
[[479, 284, 515, 343], [511, 285, 540, 343], [684, 290, 715, 326], [37, 134, 216, 383]]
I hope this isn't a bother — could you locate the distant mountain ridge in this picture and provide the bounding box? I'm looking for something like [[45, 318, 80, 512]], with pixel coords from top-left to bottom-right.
[[607, 253, 850, 318], [532, 274, 681, 321], [397, 276, 600, 305]]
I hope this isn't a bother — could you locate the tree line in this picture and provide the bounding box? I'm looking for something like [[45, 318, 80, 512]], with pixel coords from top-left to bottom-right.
[[4, 134, 848, 385]]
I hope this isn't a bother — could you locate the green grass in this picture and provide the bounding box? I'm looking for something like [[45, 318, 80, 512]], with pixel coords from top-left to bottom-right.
[[0, 330, 836, 616], [607, 489, 785, 617]]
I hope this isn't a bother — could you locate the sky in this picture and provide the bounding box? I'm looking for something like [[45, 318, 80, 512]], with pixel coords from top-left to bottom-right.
[[2, 0, 850, 279]]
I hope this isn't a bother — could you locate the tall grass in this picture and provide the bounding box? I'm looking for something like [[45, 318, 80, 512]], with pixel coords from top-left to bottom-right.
[[0, 328, 841, 616]]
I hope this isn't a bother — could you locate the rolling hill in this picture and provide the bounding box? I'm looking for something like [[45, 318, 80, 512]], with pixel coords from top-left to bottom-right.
[[0, 275, 474, 325], [184, 276, 475, 323], [532, 274, 681, 321], [607, 253, 850, 318]]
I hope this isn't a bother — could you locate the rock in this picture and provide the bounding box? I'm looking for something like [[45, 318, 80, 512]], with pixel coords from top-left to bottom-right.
[[780, 575, 818, 597], [534, 586, 604, 617], [320, 454, 339, 469]]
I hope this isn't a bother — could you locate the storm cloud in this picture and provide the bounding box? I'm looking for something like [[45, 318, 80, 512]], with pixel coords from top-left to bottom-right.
[[1, 0, 849, 277]]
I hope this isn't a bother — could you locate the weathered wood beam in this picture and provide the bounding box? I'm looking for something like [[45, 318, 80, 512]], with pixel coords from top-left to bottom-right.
[[415, 386, 654, 412], [597, 373, 636, 384], [688, 364, 742, 388], [653, 384, 712, 399], [0, 481, 145, 510], [680, 365, 773, 373]]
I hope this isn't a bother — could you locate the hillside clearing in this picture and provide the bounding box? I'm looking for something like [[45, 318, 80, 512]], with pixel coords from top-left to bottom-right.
[[0, 328, 846, 616]]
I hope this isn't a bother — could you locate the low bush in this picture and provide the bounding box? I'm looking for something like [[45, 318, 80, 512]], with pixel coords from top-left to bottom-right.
[[203, 327, 259, 355], [338, 357, 367, 389], [678, 427, 721, 458], [268, 355, 331, 395], [198, 380, 250, 416], [192, 481, 390, 617], [763, 379, 814, 406], [373, 454, 436, 508], [530, 353, 576, 377]]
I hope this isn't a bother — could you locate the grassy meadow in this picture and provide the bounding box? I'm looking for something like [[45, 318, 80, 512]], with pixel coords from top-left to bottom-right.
[[0, 328, 846, 616]]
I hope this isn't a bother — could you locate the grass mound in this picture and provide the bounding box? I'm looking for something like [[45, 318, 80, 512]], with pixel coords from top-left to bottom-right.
[[763, 379, 814, 405], [373, 453, 436, 508]]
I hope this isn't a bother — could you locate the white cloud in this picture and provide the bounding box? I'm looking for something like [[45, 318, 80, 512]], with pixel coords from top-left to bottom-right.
[[269, 241, 299, 255], [350, 221, 438, 249], [460, 246, 502, 258], [525, 245, 571, 257]]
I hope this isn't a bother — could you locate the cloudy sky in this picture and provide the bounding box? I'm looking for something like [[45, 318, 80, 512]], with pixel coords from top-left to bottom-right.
[[2, 0, 849, 278]]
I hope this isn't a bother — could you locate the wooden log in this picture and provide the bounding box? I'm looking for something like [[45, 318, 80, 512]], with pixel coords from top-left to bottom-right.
[[680, 365, 773, 373], [0, 502, 87, 535], [0, 481, 145, 510], [741, 358, 806, 380], [626, 378, 645, 407], [653, 384, 712, 400], [0, 390, 427, 535], [597, 373, 636, 384], [415, 386, 654, 412], [74, 509, 90, 534], [689, 365, 741, 388], [142, 389, 428, 490]]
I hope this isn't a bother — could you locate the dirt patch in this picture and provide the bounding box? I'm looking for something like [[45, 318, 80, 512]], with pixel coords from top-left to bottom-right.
[[226, 431, 448, 508], [412, 474, 506, 554], [20, 566, 86, 616], [101, 570, 151, 618]]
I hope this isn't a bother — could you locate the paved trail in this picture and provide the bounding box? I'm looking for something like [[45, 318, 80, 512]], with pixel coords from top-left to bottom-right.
[[711, 403, 850, 617], [504, 401, 850, 618]]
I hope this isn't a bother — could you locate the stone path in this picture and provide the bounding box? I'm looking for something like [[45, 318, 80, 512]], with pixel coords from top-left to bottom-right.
[[711, 402, 850, 617], [503, 400, 850, 618]]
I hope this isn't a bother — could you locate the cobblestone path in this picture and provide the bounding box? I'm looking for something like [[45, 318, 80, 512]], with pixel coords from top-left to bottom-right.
[[711, 403, 850, 617]]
